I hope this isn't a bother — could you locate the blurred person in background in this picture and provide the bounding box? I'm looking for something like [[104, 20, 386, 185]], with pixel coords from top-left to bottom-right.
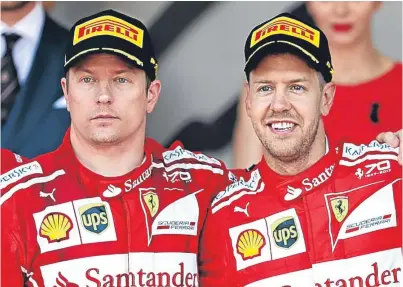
[[1, 1, 70, 158], [233, 1, 402, 168]]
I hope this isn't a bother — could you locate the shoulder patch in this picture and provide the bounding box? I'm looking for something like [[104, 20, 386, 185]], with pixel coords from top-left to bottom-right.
[[1, 161, 43, 190], [162, 146, 221, 166], [342, 140, 399, 161], [211, 169, 264, 214]]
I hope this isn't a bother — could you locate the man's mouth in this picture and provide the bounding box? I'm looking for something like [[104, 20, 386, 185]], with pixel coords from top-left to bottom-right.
[[92, 114, 118, 120], [268, 121, 296, 133]]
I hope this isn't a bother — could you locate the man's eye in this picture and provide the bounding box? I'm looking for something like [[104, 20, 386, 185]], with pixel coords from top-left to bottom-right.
[[81, 77, 93, 83], [115, 78, 129, 84], [290, 85, 306, 92], [258, 86, 272, 92]]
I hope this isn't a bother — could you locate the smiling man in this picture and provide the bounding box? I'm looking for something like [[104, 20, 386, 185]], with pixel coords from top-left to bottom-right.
[[199, 13, 402, 286]]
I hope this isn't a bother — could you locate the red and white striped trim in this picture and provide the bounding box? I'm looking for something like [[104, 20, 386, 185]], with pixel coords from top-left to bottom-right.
[[152, 162, 224, 175], [212, 181, 265, 214], [211, 170, 264, 213], [340, 154, 398, 167], [0, 170, 65, 206]]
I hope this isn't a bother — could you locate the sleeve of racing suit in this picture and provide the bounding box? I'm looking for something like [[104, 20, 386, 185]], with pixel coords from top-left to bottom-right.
[[198, 169, 235, 287], [198, 208, 233, 287], [1, 151, 29, 286], [1, 198, 25, 286]]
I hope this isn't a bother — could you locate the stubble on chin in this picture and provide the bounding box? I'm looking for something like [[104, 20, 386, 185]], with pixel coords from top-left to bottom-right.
[[252, 118, 320, 163], [88, 130, 120, 145]]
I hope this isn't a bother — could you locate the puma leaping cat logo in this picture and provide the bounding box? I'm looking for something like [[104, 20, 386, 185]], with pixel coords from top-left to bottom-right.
[[234, 202, 250, 217], [39, 188, 56, 202]]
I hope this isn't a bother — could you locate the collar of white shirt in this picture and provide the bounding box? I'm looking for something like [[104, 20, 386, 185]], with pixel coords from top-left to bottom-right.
[[0, 2, 45, 43]]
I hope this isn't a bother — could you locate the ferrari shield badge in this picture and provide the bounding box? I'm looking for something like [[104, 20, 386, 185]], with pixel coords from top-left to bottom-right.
[[143, 191, 159, 217], [331, 196, 349, 222]]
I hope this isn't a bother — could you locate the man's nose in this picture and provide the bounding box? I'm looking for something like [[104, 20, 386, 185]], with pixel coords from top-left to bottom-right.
[[96, 82, 113, 104], [270, 90, 291, 112]]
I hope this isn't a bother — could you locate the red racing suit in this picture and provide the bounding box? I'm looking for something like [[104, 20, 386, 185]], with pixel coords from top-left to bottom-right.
[[1, 148, 28, 195], [1, 131, 231, 287], [199, 140, 402, 286]]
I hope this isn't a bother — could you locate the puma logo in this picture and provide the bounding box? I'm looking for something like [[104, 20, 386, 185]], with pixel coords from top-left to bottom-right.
[[234, 202, 250, 217], [39, 188, 56, 202]]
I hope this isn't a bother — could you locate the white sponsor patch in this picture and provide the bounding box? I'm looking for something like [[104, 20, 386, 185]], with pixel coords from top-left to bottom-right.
[[73, 197, 117, 244], [40, 252, 199, 287], [314, 248, 402, 286], [33, 202, 82, 253], [0, 161, 43, 189], [246, 268, 314, 287], [229, 218, 271, 271], [326, 180, 398, 250], [342, 141, 399, 161], [151, 190, 201, 237], [33, 198, 117, 253], [163, 146, 221, 165], [229, 208, 306, 271]]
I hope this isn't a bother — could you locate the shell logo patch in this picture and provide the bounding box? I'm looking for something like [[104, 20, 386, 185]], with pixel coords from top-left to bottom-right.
[[236, 229, 266, 260], [39, 212, 73, 243]]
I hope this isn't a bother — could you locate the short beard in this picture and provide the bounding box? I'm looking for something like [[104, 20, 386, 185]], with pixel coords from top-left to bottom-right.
[[88, 131, 120, 145], [254, 115, 320, 163]]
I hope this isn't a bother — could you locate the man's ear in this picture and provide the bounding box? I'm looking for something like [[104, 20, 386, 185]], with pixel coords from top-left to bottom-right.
[[244, 81, 252, 118], [320, 82, 336, 116], [146, 79, 161, 114], [61, 77, 70, 112]]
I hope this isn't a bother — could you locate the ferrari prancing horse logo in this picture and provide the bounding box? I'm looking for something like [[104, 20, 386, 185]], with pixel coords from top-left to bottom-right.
[[143, 191, 159, 217], [331, 196, 349, 222]]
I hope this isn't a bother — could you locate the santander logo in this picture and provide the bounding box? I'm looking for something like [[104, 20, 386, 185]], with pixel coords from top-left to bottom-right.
[[285, 164, 335, 201]]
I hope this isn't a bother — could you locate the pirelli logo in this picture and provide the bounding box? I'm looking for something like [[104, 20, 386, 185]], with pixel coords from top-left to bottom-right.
[[251, 16, 320, 48], [73, 15, 144, 48]]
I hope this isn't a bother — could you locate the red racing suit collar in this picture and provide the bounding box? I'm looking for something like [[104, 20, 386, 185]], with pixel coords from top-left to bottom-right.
[[257, 144, 342, 202], [55, 129, 155, 201]]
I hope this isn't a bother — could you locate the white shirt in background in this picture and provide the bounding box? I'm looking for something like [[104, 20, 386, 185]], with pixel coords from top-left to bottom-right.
[[0, 2, 45, 85]]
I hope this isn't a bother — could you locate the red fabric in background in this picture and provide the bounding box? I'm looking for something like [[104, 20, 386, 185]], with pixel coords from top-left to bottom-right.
[[324, 63, 402, 144]]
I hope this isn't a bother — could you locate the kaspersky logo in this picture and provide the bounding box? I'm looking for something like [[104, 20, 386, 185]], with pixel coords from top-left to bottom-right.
[[284, 164, 335, 201]]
